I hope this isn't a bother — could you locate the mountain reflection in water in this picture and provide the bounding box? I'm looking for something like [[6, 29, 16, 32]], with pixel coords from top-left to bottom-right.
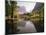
[[17, 20, 37, 33]]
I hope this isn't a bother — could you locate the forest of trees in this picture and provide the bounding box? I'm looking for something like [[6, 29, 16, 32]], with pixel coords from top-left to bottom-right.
[[5, 1, 17, 16], [6, 1, 18, 34], [24, 3, 44, 22]]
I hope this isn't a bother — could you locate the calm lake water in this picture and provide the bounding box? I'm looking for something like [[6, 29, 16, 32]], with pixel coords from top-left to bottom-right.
[[17, 20, 37, 33], [6, 20, 37, 33]]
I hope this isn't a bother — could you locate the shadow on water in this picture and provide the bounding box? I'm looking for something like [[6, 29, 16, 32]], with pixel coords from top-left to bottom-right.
[[6, 19, 44, 34], [32, 20, 44, 32]]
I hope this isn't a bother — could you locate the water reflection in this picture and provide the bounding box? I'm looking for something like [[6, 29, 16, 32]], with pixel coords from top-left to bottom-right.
[[17, 20, 37, 33]]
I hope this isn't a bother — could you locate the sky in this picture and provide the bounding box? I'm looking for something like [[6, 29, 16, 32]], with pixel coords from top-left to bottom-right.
[[7, 0, 36, 14], [17, 1, 36, 13]]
